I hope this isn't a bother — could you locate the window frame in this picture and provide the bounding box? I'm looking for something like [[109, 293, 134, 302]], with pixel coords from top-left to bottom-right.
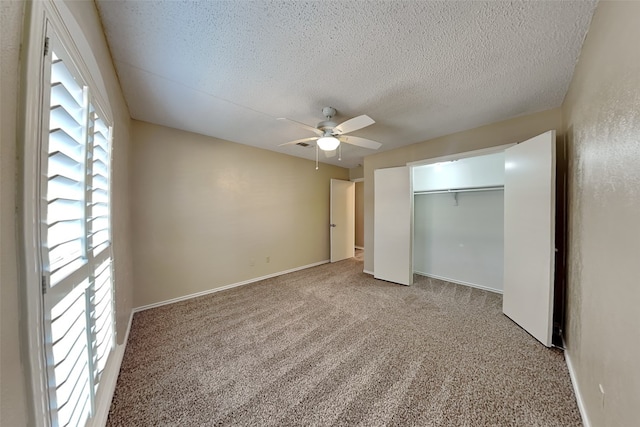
[[19, 1, 115, 426]]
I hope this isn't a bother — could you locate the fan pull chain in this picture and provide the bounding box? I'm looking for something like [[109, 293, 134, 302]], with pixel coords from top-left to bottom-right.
[[315, 145, 319, 170], [338, 144, 342, 161]]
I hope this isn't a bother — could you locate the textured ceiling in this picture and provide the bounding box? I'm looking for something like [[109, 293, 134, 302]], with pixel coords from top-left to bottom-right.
[[96, 0, 597, 168]]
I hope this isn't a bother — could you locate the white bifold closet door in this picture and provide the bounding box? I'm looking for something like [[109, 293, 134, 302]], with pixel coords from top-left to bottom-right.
[[374, 166, 413, 286], [503, 130, 556, 347]]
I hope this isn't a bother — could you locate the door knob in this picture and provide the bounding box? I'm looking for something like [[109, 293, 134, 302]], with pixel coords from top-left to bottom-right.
[[330, 224, 337, 228]]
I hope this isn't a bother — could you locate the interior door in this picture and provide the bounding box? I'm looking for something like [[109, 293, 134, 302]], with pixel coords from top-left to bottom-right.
[[503, 130, 556, 347], [330, 179, 355, 262], [374, 166, 413, 285]]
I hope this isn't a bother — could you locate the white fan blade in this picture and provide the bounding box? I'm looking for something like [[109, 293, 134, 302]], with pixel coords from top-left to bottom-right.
[[278, 137, 318, 146], [340, 135, 382, 150], [333, 115, 375, 135], [324, 149, 337, 158], [277, 117, 323, 136]]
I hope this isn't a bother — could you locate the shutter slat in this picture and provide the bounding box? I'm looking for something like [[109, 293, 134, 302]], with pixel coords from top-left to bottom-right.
[[93, 287, 110, 309], [92, 159, 108, 177], [90, 204, 109, 218], [50, 82, 84, 124], [93, 133, 108, 151], [94, 259, 111, 277], [93, 117, 109, 139], [47, 198, 84, 225], [90, 218, 109, 235], [94, 269, 110, 289], [92, 172, 109, 183], [49, 149, 84, 167], [50, 106, 84, 143], [54, 337, 86, 390], [47, 175, 84, 202], [91, 242, 109, 256], [50, 257, 85, 285], [63, 388, 90, 427], [47, 220, 83, 248], [51, 286, 84, 320], [49, 129, 83, 159], [95, 327, 111, 350], [58, 376, 89, 427], [50, 58, 84, 106], [43, 46, 114, 426], [93, 143, 107, 158], [92, 175, 108, 190], [51, 308, 85, 349]]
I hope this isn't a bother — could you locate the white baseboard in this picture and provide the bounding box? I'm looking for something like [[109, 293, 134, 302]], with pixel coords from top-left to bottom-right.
[[134, 260, 330, 313], [90, 310, 134, 427], [564, 348, 591, 427], [413, 271, 503, 294], [355, 246, 364, 250], [363, 269, 374, 276]]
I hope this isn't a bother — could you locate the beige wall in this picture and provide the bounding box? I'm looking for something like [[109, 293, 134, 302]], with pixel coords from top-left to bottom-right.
[[349, 165, 364, 180], [1, 0, 133, 424], [131, 121, 349, 307], [562, 1, 640, 426], [355, 181, 364, 248], [1, 1, 29, 425], [362, 108, 563, 272]]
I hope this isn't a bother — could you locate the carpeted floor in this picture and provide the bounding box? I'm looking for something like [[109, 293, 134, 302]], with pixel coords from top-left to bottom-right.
[[107, 255, 582, 426]]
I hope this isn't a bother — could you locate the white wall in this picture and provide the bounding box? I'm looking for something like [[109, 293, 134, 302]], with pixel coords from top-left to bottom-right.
[[413, 190, 504, 292], [413, 152, 505, 192]]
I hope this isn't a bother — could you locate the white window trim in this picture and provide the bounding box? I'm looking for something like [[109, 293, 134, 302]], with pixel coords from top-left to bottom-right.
[[20, 1, 115, 426]]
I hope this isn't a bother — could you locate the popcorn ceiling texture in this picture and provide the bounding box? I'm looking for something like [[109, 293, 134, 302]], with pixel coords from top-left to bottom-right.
[[96, 0, 596, 168], [107, 256, 582, 426]]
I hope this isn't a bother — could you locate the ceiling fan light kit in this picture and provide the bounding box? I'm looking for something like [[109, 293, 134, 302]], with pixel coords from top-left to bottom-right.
[[317, 136, 340, 151], [278, 107, 383, 170]]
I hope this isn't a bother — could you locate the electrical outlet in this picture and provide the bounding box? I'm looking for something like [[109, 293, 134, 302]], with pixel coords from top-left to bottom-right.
[[250, 259, 255, 267], [266, 256, 270, 263]]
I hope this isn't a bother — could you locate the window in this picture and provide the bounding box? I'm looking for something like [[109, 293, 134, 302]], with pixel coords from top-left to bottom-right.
[[40, 30, 115, 427]]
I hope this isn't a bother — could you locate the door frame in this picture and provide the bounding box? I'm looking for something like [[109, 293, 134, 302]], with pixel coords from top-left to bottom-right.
[[399, 143, 515, 284], [330, 179, 355, 263], [351, 178, 364, 250], [407, 143, 516, 168]]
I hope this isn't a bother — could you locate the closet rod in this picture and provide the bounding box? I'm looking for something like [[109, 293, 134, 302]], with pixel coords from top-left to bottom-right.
[[414, 185, 504, 195]]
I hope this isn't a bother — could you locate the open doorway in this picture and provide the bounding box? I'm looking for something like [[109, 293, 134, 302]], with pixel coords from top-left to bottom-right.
[[354, 180, 364, 262], [330, 179, 355, 262], [412, 152, 506, 293]]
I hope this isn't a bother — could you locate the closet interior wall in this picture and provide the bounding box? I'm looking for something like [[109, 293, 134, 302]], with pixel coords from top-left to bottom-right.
[[412, 153, 505, 293]]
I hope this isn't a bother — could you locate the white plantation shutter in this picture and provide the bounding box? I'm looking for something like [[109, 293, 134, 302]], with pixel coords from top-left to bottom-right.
[[41, 30, 115, 427]]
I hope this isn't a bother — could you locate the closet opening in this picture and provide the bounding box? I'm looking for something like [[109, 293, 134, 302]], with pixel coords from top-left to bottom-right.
[[412, 152, 506, 293]]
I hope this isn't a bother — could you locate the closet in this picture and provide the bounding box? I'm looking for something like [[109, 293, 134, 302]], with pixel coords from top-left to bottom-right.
[[413, 153, 505, 293], [374, 130, 561, 347]]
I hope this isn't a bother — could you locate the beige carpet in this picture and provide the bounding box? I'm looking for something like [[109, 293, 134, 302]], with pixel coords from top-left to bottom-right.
[[107, 255, 582, 426]]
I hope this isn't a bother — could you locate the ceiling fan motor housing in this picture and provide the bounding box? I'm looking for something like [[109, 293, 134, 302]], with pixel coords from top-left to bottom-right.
[[317, 120, 338, 134], [322, 106, 337, 119], [278, 106, 381, 152]]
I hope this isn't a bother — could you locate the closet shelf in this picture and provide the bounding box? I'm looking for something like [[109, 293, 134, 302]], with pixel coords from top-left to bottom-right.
[[414, 185, 504, 195]]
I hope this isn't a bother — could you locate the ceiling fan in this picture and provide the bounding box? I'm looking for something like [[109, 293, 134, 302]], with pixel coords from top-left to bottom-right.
[[278, 107, 382, 155]]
